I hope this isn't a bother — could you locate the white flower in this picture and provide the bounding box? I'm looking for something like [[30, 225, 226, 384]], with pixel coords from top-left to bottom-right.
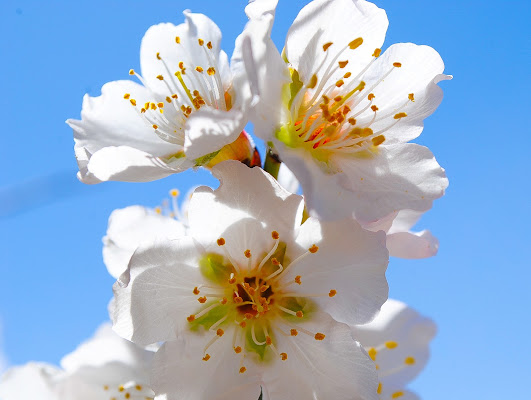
[[0, 324, 155, 400], [67, 10, 258, 183], [244, 0, 450, 221], [112, 161, 389, 399], [353, 299, 436, 400], [362, 210, 438, 259]]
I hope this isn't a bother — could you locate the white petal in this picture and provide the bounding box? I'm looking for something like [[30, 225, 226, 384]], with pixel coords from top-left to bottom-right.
[[386, 230, 439, 259], [387, 210, 424, 234], [277, 163, 300, 194], [0, 363, 60, 400], [60, 323, 153, 385], [112, 237, 204, 346], [277, 142, 448, 221], [334, 144, 449, 221], [353, 299, 436, 391], [283, 217, 388, 325], [355, 43, 449, 143], [87, 146, 189, 182], [285, 0, 388, 85], [139, 12, 227, 94], [245, 0, 278, 21], [151, 336, 262, 400], [68, 80, 175, 157], [240, 11, 289, 140], [103, 206, 186, 279], [184, 108, 246, 159], [188, 161, 304, 253], [263, 313, 379, 400]]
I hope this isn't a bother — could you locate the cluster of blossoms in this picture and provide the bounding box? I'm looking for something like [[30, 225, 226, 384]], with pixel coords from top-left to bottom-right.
[[0, 0, 449, 399]]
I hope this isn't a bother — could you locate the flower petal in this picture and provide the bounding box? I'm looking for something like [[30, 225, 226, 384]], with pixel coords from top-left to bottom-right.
[[0, 363, 60, 400], [240, 9, 289, 140], [353, 299, 436, 391], [87, 146, 189, 182], [188, 161, 304, 251], [68, 80, 174, 156], [354, 43, 450, 143], [386, 230, 439, 259], [283, 217, 388, 325], [184, 108, 246, 159], [139, 11, 227, 95], [112, 237, 204, 346], [262, 313, 379, 400], [335, 143, 449, 221], [103, 206, 186, 279], [151, 337, 262, 400], [285, 0, 388, 85]]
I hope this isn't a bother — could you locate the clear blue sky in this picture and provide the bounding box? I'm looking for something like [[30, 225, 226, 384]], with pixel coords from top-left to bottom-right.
[[0, 0, 529, 398]]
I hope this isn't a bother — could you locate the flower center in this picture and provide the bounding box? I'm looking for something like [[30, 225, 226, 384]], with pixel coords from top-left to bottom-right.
[[277, 38, 413, 165], [123, 36, 231, 149], [186, 231, 335, 373]]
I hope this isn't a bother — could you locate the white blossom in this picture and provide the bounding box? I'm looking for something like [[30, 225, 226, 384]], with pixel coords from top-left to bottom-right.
[[243, 0, 450, 222], [112, 161, 389, 399], [68, 11, 259, 183]]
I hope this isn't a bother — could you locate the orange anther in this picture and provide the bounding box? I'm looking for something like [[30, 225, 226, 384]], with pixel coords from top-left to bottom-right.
[[260, 285, 269, 293], [322, 42, 333, 51], [217, 238, 225, 246], [221, 297, 228, 305], [234, 346, 242, 353], [314, 333, 326, 340], [296, 311, 304, 318], [187, 315, 195, 322], [309, 245, 319, 253], [272, 231, 279, 240], [234, 296, 243, 303], [198, 38, 204, 46], [408, 93, 415, 102], [294, 276, 302, 285], [394, 112, 407, 119], [349, 37, 363, 49], [193, 287, 200, 295], [156, 52, 161, 60], [239, 367, 246, 374], [207, 41, 213, 49], [280, 352, 288, 360], [329, 290, 337, 297], [156, 75, 164, 80], [338, 60, 349, 68], [202, 354, 210, 361], [265, 336, 272, 345], [373, 48, 381, 57], [371, 105, 379, 112], [198, 296, 207, 304], [216, 328, 224, 337], [244, 250, 251, 258], [393, 62, 402, 68], [290, 329, 298, 336]]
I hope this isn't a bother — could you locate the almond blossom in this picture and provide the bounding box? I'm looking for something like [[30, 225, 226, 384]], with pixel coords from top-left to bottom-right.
[[353, 299, 436, 400], [243, 0, 450, 221], [67, 10, 260, 183], [0, 323, 155, 400], [112, 161, 389, 399]]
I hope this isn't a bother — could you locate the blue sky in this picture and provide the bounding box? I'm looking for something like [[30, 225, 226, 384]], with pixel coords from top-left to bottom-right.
[[0, 0, 529, 398]]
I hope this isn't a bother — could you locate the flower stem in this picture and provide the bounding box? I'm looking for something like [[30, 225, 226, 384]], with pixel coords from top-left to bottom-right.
[[263, 147, 281, 180]]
